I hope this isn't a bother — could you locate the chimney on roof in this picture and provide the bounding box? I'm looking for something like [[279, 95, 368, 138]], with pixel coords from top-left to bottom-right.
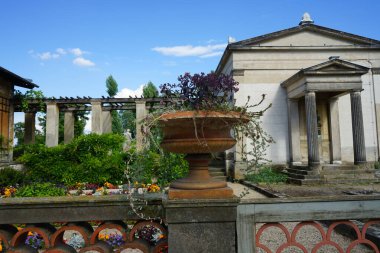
[[228, 36, 236, 44], [329, 56, 340, 60], [299, 12, 314, 25]]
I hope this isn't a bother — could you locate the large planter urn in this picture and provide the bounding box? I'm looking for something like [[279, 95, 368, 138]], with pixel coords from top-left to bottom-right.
[[159, 110, 248, 199]]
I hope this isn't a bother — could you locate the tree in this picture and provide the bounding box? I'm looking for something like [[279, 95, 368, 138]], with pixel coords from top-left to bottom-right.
[[120, 110, 136, 138], [105, 75, 123, 134], [143, 81, 159, 98], [106, 75, 118, 97], [14, 122, 25, 146]]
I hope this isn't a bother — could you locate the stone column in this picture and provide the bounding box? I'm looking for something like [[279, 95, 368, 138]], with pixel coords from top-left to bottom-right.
[[64, 111, 75, 144], [102, 111, 112, 133], [350, 90, 367, 164], [329, 98, 342, 164], [230, 131, 247, 179], [46, 102, 59, 147], [24, 112, 36, 144], [8, 101, 14, 161], [305, 91, 320, 166], [288, 99, 302, 165], [135, 101, 147, 151], [91, 101, 103, 134]]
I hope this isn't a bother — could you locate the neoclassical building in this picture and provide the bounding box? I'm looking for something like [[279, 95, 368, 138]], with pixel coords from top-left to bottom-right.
[[216, 14, 380, 179]]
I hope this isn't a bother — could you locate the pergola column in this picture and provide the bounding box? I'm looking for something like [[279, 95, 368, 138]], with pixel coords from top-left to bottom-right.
[[24, 112, 36, 144], [350, 90, 366, 164], [305, 91, 320, 166], [46, 102, 59, 147], [91, 101, 103, 134], [135, 101, 147, 151], [288, 98, 301, 165], [329, 98, 342, 164], [102, 111, 112, 133], [64, 111, 75, 144]]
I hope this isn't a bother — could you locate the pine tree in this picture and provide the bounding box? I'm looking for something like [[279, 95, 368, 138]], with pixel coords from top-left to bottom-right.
[[105, 75, 123, 134]]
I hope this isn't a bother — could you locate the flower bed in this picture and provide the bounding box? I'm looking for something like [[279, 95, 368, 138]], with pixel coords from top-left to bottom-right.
[[0, 182, 163, 198]]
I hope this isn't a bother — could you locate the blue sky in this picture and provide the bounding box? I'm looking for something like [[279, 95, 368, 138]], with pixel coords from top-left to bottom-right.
[[1, 0, 380, 99]]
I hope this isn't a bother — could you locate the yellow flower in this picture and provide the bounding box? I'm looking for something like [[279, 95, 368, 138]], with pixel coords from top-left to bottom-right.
[[28, 231, 33, 236]]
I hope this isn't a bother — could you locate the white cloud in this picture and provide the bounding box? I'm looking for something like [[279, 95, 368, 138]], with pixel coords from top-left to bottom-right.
[[115, 84, 144, 98], [152, 43, 227, 57], [73, 57, 95, 67], [56, 48, 67, 55], [70, 48, 85, 56], [38, 52, 60, 60], [200, 51, 224, 58]]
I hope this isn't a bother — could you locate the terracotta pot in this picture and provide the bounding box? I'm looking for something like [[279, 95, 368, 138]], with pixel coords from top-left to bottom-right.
[[159, 110, 247, 154], [159, 110, 248, 192]]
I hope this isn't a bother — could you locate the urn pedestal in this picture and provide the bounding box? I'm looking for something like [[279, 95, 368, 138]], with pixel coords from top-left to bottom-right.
[[159, 111, 247, 199]]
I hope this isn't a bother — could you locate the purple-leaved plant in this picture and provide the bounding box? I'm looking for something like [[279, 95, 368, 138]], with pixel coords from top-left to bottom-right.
[[160, 72, 239, 111]]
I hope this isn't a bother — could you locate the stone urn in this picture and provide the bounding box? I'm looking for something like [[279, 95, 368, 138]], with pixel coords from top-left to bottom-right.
[[159, 110, 248, 199]]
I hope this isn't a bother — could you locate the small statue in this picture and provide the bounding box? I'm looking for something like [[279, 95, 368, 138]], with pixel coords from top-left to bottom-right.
[[123, 129, 133, 151]]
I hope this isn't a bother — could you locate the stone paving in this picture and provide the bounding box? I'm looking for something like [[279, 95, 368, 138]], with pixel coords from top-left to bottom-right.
[[227, 182, 267, 199]]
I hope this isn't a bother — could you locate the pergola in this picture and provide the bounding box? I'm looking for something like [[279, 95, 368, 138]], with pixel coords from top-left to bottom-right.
[[14, 96, 171, 150]]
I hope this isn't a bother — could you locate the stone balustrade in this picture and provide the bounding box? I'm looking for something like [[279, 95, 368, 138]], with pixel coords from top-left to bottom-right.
[[0, 195, 167, 253]]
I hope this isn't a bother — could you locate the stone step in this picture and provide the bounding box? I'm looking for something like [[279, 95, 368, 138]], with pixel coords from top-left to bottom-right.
[[287, 178, 323, 185], [286, 168, 319, 175], [322, 165, 358, 170], [323, 178, 380, 184], [290, 165, 316, 171], [323, 173, 376, 180], [212, 176, 227, 181], [209, 171, 225, 177], [283, 171, 321, 180], [209, 160, 225, 166], [321, 169, 375, 175], [209, 166, 224, 172]]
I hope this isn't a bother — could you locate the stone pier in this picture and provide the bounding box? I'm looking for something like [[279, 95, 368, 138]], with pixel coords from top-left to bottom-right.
[[46, 102, 59, 147]]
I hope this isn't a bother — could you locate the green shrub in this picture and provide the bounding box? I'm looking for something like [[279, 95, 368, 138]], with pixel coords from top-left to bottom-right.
[[0, 167, 25, 187], [245, 167, 287, 184], [15, 182, 66, 197], [128, 147, 189, 187], [18, 133, 127, 185]]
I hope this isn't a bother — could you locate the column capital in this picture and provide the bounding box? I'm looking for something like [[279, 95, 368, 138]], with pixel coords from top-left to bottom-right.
[[305, 90, 317, 95], [287, 98, 299, 102], [91, 101, 102, 106], [135, 100, 146, 105], [350, 89, 364, 93], [46, 101, 58, 106]]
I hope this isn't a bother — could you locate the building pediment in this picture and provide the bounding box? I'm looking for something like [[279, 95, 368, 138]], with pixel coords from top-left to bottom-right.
[[230, 24, 380, 48], [303, 59, 369, 74], [281, 59, 369, 99]]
